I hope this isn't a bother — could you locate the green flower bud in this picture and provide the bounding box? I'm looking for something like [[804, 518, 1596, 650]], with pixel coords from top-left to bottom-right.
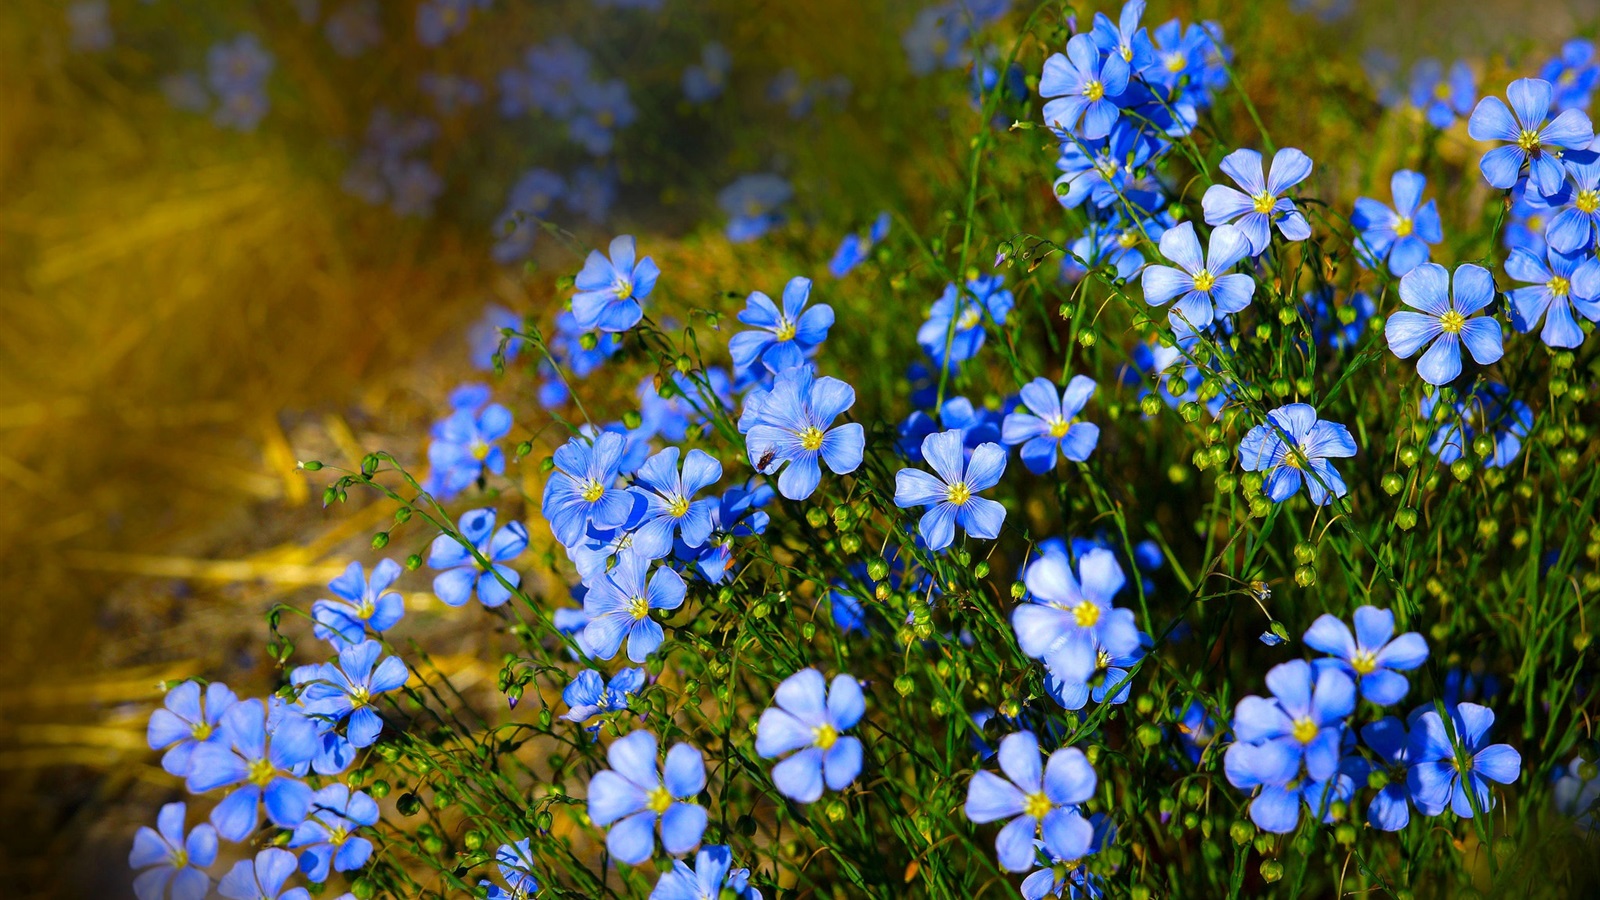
[[1260, 860, 1283, 883], [1395, 507, 1418, 530]]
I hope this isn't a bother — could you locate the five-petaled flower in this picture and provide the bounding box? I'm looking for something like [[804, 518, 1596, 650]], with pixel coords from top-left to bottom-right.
[[627, 447, 724, 560], [893, 429, 1008, 552], [1238, 403, 1358, 505], [651, 845, 762, 900], [1304, 606, 1429, 706], [1141, 221, 1256, 331], [562, 667, 647, 724], [1407, 702, 1522, 818], [743, 366, 865, 500], [729, 276, 835, 374], [148, 681, 238, 778], [1352, 170, 1442, 276], [572, 235, 660, 333], [216, 848, 309, 900], [964, 731, 1097, 872], [1467, 77, 1594, 196], [587, 730, 708, 865], [311, 559, 405, 648], [542, 431, 636, 549], [583, 552, 687, 662], [1201, 147, 1314, 255], [1384, 262, 1504, 385], [755, 668, 865, 803], [1040, 33, 1130, 139], [186, 698, 319, 842], [1224, 660, 1358, 833], [299, 640, 408, 749], [1505, 244, 1600, 348], [287, 783, 379, 882], [1011, 547, 1141, 683], [1001, 376, 1101, 474], [130, 802, 217, 900], [427, 509, 529, 608]]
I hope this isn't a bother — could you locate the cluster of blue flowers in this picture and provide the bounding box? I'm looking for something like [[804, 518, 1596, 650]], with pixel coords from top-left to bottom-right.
[[1225, 606, 1521, 834]]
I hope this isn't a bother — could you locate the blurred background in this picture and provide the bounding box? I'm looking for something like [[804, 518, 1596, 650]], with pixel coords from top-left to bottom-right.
[[2, 0, 1597, 896]]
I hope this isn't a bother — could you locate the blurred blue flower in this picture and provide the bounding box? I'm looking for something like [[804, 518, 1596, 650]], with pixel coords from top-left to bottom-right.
[[1539, 40, 1599, 111], [130, 802, 216, 900], [1353, 170, 1441, 275], [683, 42, 732, 103], [720, 174, 793, 242], [218, 849, 309, 900], [916, 274, 1013, 369], [1408, 59, 1476, 128], [562, 667, 646, 724], [426, 509, 528, 608]]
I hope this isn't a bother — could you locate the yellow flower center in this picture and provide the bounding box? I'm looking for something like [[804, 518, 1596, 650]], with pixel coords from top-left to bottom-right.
[[328, 826, 350, 846], [1291, 718, 1320, 744], [169, 848, 189, 869], [668, 495, 690, 518], [628, 595, 650, 620], [775, 318, 797, 341], [470, 440, 490, 461], [1192, 270, 1216, 292], [1095, 157, 1120, 179], [1528, 214, 1545, 232], [1282, 448, 1303, 469], [1433, 81, 1452, 102], [349, 686, 370, 709], [1048, 417, 1073, 438], [1119, 46, 1134, 62], [1252, 191, 1276, 214], [946, 481, 971, 506], [1095, 649, 1112, 671], [247, 757, 277, 787], [1550, 276, 1571, 298], [646, 785, 674, 814], [1439, 309, 1466, 334], [190, 721, 212, 741], [1023, 791, 1054, 819], [1351, 651, 1378, 676], [814, 723, 839, 750], [1578, 190, 1600, 214], [615, 277, 634, 300], [1073, 601, 1101, 628], [1394, 217, 1414, 237], [957, 305, 983, 330], [581, 479, 606, 503], [1517, 129, 1542, 152], [800, 426, 825, 451], [1117, 230, 1140, 249], [1082, 80, 1105, 102], [1164, 53, 1186, 73], [597, 110, 616, 129]]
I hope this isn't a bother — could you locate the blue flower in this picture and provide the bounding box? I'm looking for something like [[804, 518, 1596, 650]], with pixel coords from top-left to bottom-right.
[[1554, 755, 1600, 829], [916, 275, 1014, 369], [468, 305, 525, 370], [893, 429, 1007, 552], [743, 367, 864, 501], [427, 509, 529, 608], [1239, 403, 1357, 505], [147, 681, 238, 778], [569, 78, 637, 155], [828, 212, 889, 278], [1361, 715, 1423, 831], [299, 640, 408, 749], [1384, 262, 1504, 385], [573, 235, 659, 333], [1421, 382, 1531, 469], [719, 174, 793, 242], [1011, 547, 1141, 683], [1540, 40, 1600, 111], [562, 667, 646, 724], [482, 838, 540, 900], [586, 730, 707, 864], [1090, 0, 1155, 79], [897, 396, 1002, 462], [756, 669, 865, 803], [682, 42, 732, 103], [965, 731, 1097, 872], [218, 848, 309, 900], [424, 396, 512, 498], [416, 0, 487, 46], [1201, 148, 1314, 255], [1039, 34, 1130, 139], [1053, 121, 1164, 210], [1541, 149, 1600, 255], [311, 560, 405, 648], [492, 171, 564, 264], [1140, 221, 1255, 330], [1002, 376, 1100, 474], [1223, 661, 1357, 833], [1506, 244, 1600, 348], [288, 784, 378, 882], [206, 35, 274, 131], [1408, 59, 1475, 129], [730, 277, 835, 373], [1304, 606, 1428, 706], [130, 802, 216, 900], [187, 698, 319, 841], [583, 552, 686, 662], [1045, 631, 1148, 711], [1173, 701, 1218, 765], [652, 845, 761, 900], [1352, 170, 1442, 276], [627, 447, 723, 559], [1468, 78, 1594, 196], [1407, 702, 1521, 817], [542, 432, 636, 548], [1062, 209, 1173, 282]]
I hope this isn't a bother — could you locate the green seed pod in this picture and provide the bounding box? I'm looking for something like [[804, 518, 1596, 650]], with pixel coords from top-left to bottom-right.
[[1451, 458, 1474, 481], [1135, 724, 1162, 747], [973, 560, 990, 578], [894, 675, 915, 696], [396, 792, 421, 816], [1140, 393, 1163, 417], [1395, 507, 1418, 530], [1381, 473, 1404, 495], [867, 558, 889, 582], [1229, 820, 1253, 845], [300, 460, 323, 471], [368, 779, 390, 799], [1399, 445, 1420, 467], [1294, 565, 1316, 587], [840, 533, 862, 554], [826, 800, 848, 823], [1260, 860, 1283, 883], [1078, 330, 1097, 348], [1010, 581, 1026, 599], [801, 622, 816, 641], [371, 531, 390, 550], [1292, 541, 1315, 564], [806, 507, 828, 528]]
